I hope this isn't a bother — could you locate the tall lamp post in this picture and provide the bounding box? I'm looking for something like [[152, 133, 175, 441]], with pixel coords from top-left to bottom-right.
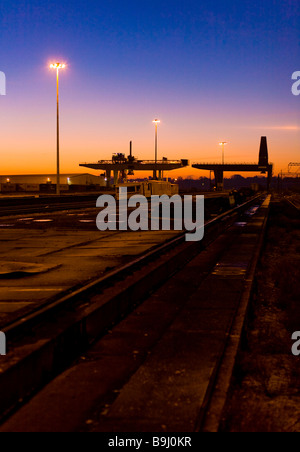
[[219, 141, 228, 165], [50, 63, 66, 195], [152, 119, 160, 180]]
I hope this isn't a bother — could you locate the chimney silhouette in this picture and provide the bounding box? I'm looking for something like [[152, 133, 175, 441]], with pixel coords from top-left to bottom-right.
[[258, 136, 268, 168]]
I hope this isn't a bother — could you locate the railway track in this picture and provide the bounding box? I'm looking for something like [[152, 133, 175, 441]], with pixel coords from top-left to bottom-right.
[[0, 200, 97, 218], [0, 192, 234, 219], [0, 194, 269, 431], [286, 195, 300, 211]]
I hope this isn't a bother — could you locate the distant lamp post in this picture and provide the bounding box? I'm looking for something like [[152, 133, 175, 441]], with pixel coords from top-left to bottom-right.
[[50, 63, 66, 195], [152, 119, 160, 179], [219, 142, 228, 165]]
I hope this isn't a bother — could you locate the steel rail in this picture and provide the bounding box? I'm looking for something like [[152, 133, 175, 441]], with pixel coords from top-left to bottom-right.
[[287, 198, 300, 211], [0, 201, 97, 218]]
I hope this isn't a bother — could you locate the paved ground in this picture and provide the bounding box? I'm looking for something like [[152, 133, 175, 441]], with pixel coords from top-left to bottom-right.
[[0, 208, 178, 327], [0, 193, 231, 328], [0, 197, 270, 432]]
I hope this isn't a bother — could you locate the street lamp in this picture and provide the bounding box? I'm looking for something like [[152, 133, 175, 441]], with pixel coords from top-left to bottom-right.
[[152, 119, 160, 179], [50, 63, 66, 195], [219, 141, 228, 165]]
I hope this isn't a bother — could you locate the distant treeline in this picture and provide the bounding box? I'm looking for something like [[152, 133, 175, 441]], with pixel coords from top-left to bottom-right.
[[129, 175, 300, 192], [176, 175, 300, 191]]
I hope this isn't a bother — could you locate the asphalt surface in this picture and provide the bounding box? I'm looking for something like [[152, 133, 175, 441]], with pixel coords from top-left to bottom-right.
[[0, 207, 178, 327], [0, 197, 271, 432]]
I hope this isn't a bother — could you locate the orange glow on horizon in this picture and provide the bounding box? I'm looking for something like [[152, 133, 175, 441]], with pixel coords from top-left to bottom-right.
[[0, 60, 298, 179]]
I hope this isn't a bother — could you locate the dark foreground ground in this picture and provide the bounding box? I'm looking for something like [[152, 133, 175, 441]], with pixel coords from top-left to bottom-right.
[[221, 196, 300, 432]]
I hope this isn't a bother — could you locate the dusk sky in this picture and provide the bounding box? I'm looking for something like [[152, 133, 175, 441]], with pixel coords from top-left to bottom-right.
[[1, 0, 299, 178]]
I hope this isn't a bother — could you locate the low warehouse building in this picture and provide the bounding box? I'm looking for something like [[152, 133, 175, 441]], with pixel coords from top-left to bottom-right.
[[0, 174, 106, 193]]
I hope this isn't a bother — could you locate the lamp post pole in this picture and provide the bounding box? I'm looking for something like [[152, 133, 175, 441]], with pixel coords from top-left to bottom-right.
[[56, 67, 60, 195], [219, 141, 228, 165], [153, 119, 160, 180], [50, 63, 66, 195]]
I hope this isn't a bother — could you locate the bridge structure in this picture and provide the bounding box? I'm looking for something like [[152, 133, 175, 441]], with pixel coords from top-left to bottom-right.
[[192, 137, 273, 191], [80, 142, 189, 187]]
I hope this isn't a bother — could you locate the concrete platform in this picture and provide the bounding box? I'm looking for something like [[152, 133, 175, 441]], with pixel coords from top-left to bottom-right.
[[0, 194, 233, 326], [0, 210, 178, 327], [0, 197, 270, 432]]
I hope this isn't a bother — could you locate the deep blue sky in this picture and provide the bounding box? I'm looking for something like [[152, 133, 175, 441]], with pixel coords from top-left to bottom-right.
[[0, 0, 299, 175]]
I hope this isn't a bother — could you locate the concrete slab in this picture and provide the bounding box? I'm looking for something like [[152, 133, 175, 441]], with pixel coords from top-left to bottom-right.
[[0, 288, 64, 301], [0, 302, 35, 313], [0, 221, 179, 327], [96, 331, 223, 432], [0, 224, 240, 432], [0, 262, 59, 276], [0, 198, 270, 432]]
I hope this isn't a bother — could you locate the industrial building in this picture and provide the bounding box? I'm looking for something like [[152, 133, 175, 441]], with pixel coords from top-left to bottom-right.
[[0, 174, 106, 194]]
